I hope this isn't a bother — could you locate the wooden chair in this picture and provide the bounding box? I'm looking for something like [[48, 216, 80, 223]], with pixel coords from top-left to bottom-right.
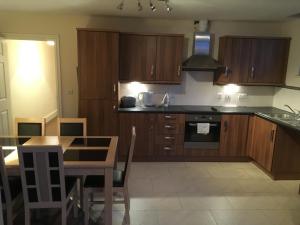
[[0, 146, 23, 225], [83, 126, 136, 225], [15, 118, 46, 136], [0, 193, 3, 225], [17, 145, 78, 225], [57, 118, 87, 136]]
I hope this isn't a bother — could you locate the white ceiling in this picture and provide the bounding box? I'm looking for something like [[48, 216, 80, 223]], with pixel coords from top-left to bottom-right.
[[0, 0, 300, 21]]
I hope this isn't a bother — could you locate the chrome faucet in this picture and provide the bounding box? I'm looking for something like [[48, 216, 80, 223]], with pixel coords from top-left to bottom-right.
[[284, 104, 300, 118], [161, 92, 170, 107]]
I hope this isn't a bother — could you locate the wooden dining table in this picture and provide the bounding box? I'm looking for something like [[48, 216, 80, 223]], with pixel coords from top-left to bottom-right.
[[0, 135, 118, 225]]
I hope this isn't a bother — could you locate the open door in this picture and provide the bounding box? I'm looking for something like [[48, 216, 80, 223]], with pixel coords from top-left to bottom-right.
[[0, 38, 12, 135]]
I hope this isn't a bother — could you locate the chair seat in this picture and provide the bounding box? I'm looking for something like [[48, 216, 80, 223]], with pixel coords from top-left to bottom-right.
[[84, 170, 125, 188], [1, 177, 22, 203], [65, 176, 78, 196]]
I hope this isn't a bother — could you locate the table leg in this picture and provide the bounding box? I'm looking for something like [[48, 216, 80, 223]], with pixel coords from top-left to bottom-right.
[[104, 168, 113, 225]]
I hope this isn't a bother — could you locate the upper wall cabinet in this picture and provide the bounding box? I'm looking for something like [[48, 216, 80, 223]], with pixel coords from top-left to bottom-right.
[[215, 36, 290, 86], [119, 33, 184, 84]]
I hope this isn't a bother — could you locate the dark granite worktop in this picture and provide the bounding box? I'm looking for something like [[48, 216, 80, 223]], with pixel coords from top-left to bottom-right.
[[118, 105, 300, 132]]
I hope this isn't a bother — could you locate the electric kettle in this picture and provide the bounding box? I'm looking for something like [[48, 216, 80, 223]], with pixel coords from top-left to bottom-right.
[[138, 92, 154, 107]]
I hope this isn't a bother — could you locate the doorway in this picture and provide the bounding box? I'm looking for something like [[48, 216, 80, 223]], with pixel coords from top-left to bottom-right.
[[0, 35, 61, 135]]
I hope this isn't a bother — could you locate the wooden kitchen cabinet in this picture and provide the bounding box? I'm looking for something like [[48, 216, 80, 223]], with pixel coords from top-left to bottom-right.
[[77, 29, 119, 135], [119, 34, 157, 82], [155, 36, 184, 83], [219, 115, 249, 157], [248, 116, 277, 171], [119, 33, 184, 83], [119, 113, 156, 161], [215, 36, 290, 86]]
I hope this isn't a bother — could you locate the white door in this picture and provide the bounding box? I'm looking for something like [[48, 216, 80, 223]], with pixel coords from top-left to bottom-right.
[[0, 38, 11, 135]]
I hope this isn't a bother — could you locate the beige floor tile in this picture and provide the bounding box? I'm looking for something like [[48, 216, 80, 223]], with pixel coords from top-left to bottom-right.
[[128, 178, 154, 197], [274, 196, 300, 210], [130, 210, 159, 225], [179, 196, 233, 210], [262, 210, 300, 225], [130, 163, 171, 179], [211, 210, 270, 225], [168, 166, 212, 179], [207, 167, 250, 179], [158, 210, 217, 225], [227, 194, 282, 210], [130, 193, 182, 210]]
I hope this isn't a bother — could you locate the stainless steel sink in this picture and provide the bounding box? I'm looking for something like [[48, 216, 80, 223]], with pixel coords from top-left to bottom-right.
[[267, 113, 297, 121]]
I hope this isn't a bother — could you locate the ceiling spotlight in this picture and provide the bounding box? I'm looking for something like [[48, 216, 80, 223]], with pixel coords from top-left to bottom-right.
[[150, 1, 157, 12], [166, 4, 172, 12], [117, 0, 124, 10], [137, 0, 143, 11]]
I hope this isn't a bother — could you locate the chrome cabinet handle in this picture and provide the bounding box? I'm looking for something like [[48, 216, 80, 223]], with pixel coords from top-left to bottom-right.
[[164, 125, 173, 129], [164, 136, 175, 140], [164, 115, 174, 119], [163, 147, 173, 151], [251, 66, 255, 78], [224, 66, 229, 77], [113, 83, 116, 93], [150, 65, 154, 76], [113, 105, 116, 110], [177, 65, 181, 77]]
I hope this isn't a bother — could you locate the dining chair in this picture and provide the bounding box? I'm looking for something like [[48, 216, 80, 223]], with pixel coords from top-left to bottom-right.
[[17, 145, 78, 225], [0, 146, 23, 225], [57, 118, 87, 136], [15, 118, 46, 136], [0, 193, 3, 225], [83, 126, 136, 225]]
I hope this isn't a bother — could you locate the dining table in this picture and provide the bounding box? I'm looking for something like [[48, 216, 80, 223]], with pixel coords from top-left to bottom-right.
[[0, 135, 119, 225]]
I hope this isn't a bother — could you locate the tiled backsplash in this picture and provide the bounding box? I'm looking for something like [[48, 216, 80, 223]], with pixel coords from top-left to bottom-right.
[[119, 72, 275, 107]]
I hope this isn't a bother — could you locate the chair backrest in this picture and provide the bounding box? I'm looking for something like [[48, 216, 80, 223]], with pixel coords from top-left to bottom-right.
[[123, 126, 136, 186], [57, 118, 87, 136], [0, 146, 12, 205], [15, 118, 46, 136], [17, 145, 66, 206]]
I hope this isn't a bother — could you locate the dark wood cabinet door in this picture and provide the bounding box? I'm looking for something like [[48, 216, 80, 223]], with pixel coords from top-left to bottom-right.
[[216, 37, 252, 84], [248, 38, 290, 85], [119, 34, 157, 82], [250, 116, 277, 171], [79, 99, 119, 136], [77, 30, 119, 100], [119, 113, 155, 160], [156, 35, 184, 83], [219, 115, 249, 157]]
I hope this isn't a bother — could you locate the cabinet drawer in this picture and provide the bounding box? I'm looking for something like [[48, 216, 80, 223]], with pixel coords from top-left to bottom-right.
[[155, 134, 183, 145], [158, 114, 182, 123], [157, 123, 180, 134], [156, 144, 181, 156]]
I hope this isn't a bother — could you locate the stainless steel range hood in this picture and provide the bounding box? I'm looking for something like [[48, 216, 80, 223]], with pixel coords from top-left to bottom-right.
[[182, 21, 224, 71]]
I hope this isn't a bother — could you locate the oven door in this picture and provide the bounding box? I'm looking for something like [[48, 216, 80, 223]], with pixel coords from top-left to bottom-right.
[[184, 121, 221, 149]]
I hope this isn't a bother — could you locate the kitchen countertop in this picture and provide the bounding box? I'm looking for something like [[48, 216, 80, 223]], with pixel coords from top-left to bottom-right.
[[118, 105, 300, 132]]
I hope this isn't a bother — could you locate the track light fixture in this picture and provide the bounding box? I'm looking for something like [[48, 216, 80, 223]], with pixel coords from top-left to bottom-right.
[[116, 0, 172, 13], [150, 0, 157, 12], [117, 0, 124, 10], [137, 0, 143, 11]]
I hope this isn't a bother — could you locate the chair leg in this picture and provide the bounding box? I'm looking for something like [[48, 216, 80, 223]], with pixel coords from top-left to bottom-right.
[[84, 191, 90, 225], [24, 207, 30, 225], [124, 189, 130, 225], [61, 207, 67, 225], [6, 206, 13, 225], [73, 187, 78, 218]]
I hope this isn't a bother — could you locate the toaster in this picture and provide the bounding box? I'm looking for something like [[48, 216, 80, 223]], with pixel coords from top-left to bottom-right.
[[120, 96, 136, 108]]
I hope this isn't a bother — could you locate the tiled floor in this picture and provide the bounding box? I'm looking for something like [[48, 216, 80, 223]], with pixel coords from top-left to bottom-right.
[[17, 162, 300, 225], [110, 162, 300, 225]]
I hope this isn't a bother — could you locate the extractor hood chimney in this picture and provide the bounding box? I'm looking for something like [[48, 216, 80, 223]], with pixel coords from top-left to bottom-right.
[[182, 20, 224, 71]]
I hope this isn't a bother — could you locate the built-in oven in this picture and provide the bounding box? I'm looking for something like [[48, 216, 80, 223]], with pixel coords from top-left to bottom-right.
[[184, 114, 221, 149]]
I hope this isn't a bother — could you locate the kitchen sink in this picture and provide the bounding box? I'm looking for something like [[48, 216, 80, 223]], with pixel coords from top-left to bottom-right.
[[267, 113, 297, 121]]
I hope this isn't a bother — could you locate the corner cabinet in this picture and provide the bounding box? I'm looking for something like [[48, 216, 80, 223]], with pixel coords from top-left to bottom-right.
[[119, 33, 184, 84], [77, 29, 119, 135], [215, 36, 290, 86]]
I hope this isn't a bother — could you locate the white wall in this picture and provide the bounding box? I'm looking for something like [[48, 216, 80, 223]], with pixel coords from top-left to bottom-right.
[[6, 40, 58, 121]]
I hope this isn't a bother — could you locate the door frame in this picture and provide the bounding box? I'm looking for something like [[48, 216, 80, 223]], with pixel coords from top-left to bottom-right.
[[0, 33, 63, 120]]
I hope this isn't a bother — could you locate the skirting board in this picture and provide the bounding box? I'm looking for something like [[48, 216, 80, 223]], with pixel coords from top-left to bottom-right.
[[44, 110, 58, 123]]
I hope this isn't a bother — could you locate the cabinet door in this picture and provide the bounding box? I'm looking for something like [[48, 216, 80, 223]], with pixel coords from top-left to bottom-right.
[[248, 38, 290, 85], [219, 115, 249, 157], [156, 36, 183, 83], [119, 34, 157, 82], [77, 30, 119, 100], [79, 99, 119, 136], [119, 113, 155, 161], [216, 37, 252, 84], [250, 116, 277, 171]]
